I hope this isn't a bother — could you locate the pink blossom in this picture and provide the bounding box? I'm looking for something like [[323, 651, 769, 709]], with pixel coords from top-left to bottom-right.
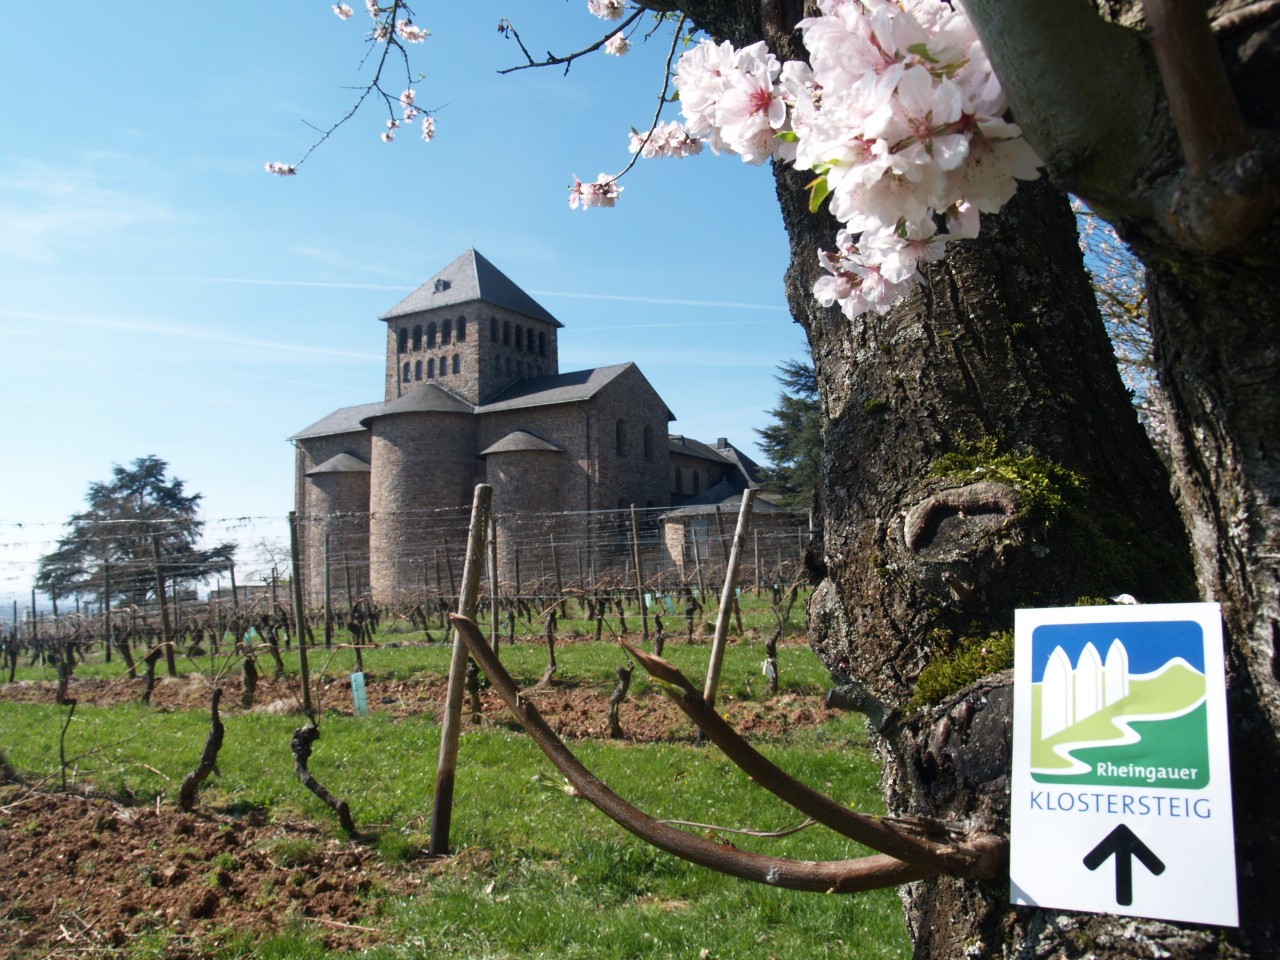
[[604, 32, 630, 56], [813, 232, 914, 318], [628, 121, 702, 159], [588, 0, 626, 21], [421, 116, 436, 142], [568, 174, 622, 210], [264, 161, 297, 176], [332, 4, 354, 20], [861, 219, 949, 284], [396, 21, 429, 43]]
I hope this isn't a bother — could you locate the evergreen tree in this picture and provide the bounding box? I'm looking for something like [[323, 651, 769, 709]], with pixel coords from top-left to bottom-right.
[[756, 356, 821, 513], [36, 456, 234, 606]]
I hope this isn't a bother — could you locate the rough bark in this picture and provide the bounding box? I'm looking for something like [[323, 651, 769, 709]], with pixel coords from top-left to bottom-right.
[[651, 1, 1276, 956]]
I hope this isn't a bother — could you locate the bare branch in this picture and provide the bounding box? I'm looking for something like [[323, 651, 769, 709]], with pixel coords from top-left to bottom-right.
[[621, 640, 1006, 880], [1142, 0, 1247, 177], [497, 9, 647, 76], [450, 614, 930, 892], [286, 0, 423, 170]]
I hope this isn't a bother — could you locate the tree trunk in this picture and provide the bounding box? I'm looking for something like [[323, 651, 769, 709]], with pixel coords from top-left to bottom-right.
[[778, 165, 1213, 957], [657, 0, 1276, 954]]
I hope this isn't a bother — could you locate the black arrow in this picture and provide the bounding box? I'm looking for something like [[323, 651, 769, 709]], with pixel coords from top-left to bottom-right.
[[1083, 823, 1166, 906]]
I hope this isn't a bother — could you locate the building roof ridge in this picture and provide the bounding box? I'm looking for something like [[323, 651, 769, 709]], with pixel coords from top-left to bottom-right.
[[379, 248, 562, 327]]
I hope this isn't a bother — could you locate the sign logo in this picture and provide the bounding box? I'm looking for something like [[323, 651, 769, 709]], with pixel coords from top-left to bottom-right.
[[1010, 603, 1237, 926], [1030, 620, 1209, 789]]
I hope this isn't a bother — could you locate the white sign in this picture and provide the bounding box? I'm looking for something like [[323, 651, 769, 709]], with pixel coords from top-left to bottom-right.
[[1010, 603, 1237, 926]]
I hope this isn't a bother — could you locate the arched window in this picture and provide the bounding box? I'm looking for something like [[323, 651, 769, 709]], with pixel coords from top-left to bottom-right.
[[490, 316, 498, 342], [502, 320, 511, 346], [397, 328, 408, 353], [615, 419, 626, 456], [674, 468, 683, 494], [414, 359, 423, 381], [643, 425, 654, 462], [456, 317, 467, 341], [439, 354, 447, 375], [412, 325, 423, 351], [427, 321, 437, 348], [692, 472, 701, 495], [402, 361, 411, 382], [442, 318, 452, 344], [427, 358, 435, 378], [452, 354, 461, 374], [538, 332, 547, 357], [515, 325, 524, 351]]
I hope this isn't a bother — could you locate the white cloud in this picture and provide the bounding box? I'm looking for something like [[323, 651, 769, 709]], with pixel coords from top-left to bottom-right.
[[532, 289, 788, 312], [0, 158, 175, 262], [0, 308, 380, 361]]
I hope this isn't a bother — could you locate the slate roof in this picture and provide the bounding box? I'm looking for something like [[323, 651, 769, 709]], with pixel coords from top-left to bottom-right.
[[479, 430, 565, 456], [289, 401, 385, 440], [476, 363, 672, 420], [306, 453, 371, 476], [661, 482, 792, 518], [668, 435, 734, 465], [380, 249, 562, 328], [714, 441, 766, 489], [359, 384, 474, 426]]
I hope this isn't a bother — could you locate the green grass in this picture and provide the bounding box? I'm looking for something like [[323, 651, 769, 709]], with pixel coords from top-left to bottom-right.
[[0, 605, 912, 960], [8, 588, 810, 687]]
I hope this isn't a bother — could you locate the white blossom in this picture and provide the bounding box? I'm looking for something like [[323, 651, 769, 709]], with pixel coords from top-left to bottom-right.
[[396, 20, 429, 43], [604, 31, 630, 56], [588, 0, 626, 21], [628, 121, 702, 159], [332, 4, 354, 20], [569, 174, 622, 210], [671, 0, 1042, 318], [264, 161, 297, 176]]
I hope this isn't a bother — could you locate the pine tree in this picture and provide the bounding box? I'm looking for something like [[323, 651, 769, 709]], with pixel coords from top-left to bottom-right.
[[756, 357, 821, 514], [36, 456, 234, 606]]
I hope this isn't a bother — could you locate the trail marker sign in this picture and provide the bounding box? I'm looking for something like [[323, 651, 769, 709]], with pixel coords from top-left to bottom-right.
[[1010, 603, 1237, 926]]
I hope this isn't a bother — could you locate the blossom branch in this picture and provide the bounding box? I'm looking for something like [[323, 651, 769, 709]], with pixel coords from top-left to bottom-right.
[[612, 14, 687, 182], [497, 9, 647, 76], [267, 0, 428, 173], [450, 614, 931, 892]]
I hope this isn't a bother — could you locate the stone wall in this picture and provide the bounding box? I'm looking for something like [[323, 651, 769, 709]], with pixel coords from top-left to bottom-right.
[[367, 410, 478, 602], [385, 303, 560, 405], [295, 432, 373, 602]]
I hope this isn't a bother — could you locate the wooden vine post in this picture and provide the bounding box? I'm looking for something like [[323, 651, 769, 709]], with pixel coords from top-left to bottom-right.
[[150, 534, 177, 676], [428, 483, 492, 856], [323, 532, 333, 649], [550, 533, 567, 618], [702, 490, 755, 709], [288, 511, 313, 718], [488, 514, 499, 654], [629, 504, 649, 643]]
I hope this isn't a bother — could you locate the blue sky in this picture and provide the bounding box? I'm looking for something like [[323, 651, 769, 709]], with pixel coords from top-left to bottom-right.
[[0, 4, 808, 606]]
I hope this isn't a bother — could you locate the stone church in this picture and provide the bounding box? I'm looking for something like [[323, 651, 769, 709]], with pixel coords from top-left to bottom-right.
[[291, 249, 765, 603]]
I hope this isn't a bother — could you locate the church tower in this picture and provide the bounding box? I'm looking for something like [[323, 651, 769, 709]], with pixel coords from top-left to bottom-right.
[[380, 249, 562, 406]]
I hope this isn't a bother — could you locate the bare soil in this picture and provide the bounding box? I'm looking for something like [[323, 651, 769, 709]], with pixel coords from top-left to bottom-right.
[[0, 647, 834, 957], [0, 785, 458, 958], [0, 652, 830, 744]]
